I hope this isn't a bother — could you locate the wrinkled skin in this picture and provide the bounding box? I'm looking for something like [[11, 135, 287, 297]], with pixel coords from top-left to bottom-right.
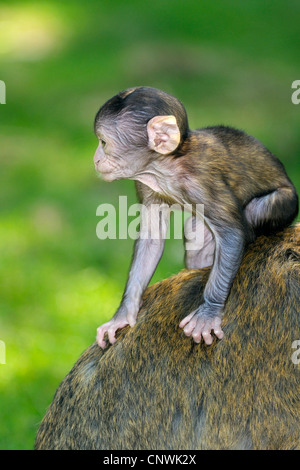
[[93, 86, 298, 348]]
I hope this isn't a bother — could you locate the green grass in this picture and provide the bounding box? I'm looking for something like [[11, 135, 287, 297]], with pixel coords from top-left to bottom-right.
[[0, 0, 299, 449]]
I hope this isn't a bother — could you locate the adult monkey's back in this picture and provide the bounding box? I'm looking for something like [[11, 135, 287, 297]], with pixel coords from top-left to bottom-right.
[[35, 226, 300, 450]]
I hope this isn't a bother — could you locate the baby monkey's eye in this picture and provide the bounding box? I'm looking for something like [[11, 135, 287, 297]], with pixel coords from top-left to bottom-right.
[[100, 139, 106, 147]]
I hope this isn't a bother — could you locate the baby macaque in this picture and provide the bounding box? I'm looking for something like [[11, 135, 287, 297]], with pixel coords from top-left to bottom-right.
[[93, 86, 298, 347]]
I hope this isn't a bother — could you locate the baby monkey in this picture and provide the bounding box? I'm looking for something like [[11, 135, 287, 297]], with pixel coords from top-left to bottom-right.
[[94, 86, 298, 348]]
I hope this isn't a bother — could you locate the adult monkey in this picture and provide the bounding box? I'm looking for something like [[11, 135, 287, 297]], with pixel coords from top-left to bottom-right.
[[94, 86, 298, 348], [35, 225, 300, 450]]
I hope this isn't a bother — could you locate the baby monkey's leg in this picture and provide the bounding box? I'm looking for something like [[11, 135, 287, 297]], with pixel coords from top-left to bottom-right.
[[184, 216, 215, 269], [182, 217, 223, 345], [245, 186, 298, 235], [181, 218, 246, 345]]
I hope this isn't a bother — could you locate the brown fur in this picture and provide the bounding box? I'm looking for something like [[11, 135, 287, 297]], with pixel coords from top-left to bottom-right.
[[94, 87, 298, 347], [35, 225, 300, 450]]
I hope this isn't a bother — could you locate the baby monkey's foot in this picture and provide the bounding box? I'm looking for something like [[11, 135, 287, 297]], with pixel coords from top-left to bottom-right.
[[179, 306, 224, 345]]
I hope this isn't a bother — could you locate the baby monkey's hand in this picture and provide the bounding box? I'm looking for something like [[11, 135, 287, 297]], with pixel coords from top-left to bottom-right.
[[97, 303, 139, 349]]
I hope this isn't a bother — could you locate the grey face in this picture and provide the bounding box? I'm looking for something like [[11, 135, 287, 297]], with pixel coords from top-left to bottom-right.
[[93, 86, 187, 184], [94, 113, 152, 182], [93, 116, 182, 184]]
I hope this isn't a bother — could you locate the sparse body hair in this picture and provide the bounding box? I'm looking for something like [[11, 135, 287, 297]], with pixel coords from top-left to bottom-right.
[[93, 86, 298, 347]]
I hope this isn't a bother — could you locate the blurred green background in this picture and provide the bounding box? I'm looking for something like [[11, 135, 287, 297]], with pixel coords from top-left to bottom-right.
[[0, 0, 299, 450]]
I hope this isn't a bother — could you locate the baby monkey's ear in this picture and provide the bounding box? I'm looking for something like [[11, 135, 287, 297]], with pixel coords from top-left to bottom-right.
[[147, 115, 180, 155]]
